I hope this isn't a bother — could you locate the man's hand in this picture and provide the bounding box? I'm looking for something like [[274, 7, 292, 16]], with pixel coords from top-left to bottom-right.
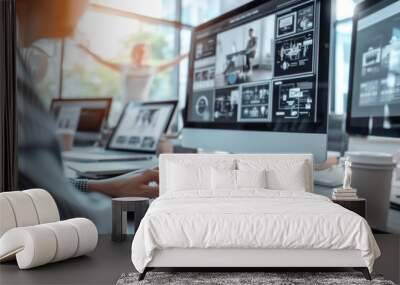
[[88, 170, 159, 198]]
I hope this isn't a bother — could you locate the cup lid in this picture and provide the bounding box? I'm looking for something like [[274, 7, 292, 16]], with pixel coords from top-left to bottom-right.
[[344, 151, 395, 166]]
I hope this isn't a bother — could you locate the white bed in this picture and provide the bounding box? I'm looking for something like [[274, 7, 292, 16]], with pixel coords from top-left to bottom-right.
[[131, 154, 380, 280]]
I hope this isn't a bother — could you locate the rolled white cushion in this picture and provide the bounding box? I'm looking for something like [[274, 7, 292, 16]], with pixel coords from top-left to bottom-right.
[[0, 196, 17, 237], [42, 221, 79, 262], [23, 189, 59, 224], [0, 218, 98, 269], [65, 218, 98, 257], [0, 226, 57, 269], [1, 191, 39, 227]]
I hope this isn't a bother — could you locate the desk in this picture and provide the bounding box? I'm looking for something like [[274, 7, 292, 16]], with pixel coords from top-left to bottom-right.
[[315, 185, 400, 234], [332, 198, 366, 218], [0, 235, 133, 285]]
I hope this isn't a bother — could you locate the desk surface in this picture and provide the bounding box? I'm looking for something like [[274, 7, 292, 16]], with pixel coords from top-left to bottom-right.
[[0, 235, 133, 285], [315, 185, 400, 234]]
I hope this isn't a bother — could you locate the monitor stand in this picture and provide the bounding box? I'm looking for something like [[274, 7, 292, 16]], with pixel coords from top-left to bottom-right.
[[181, 128, 328, 164]]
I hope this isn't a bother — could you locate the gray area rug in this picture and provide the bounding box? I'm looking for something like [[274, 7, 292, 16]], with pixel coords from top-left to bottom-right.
[[116, 272, 396, 285]]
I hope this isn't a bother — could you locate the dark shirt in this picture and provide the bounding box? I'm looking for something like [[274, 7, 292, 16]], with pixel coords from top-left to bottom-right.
[[246, 36, 257, 58]]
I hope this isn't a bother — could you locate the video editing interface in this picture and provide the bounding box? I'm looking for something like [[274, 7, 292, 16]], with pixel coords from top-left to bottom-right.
[[187, 0, 319, 125], [108, 103, 174, 151], [351, 0, 400, 120]]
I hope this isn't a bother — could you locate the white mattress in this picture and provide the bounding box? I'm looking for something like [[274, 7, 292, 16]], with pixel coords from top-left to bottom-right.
[[131, 190, 380, 273]]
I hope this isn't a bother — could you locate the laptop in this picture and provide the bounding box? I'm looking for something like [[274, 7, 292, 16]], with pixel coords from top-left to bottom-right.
[[62, 100, 177, 162], [51, 97, 112, 145]]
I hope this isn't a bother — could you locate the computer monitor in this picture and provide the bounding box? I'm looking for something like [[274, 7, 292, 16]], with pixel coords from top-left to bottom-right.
[[50, 98, 112, 143], [182, 0, 332, 163], [347, 0, 400, 138]]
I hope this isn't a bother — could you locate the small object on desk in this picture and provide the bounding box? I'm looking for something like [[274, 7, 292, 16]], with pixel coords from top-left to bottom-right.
[[332, 157, 358, 200], [156, 134, 175, 155], [332, 198, 366, 218], [342, 157, 352, 190], [112, 197, 150, 242], [332, 187, 358, 200], [56, 129, 75, 151]]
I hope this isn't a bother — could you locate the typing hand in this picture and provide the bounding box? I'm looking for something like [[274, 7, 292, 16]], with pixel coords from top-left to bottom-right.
[[88, 170, 159, 198]]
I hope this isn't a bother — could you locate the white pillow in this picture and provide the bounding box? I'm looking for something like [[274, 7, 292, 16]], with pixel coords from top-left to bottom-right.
[[211, 169, 267, 191], [266, 163, 307, 191], [211, 168, 236, 190], [166, 159, 236, 193], [236, 169, 267, 189], [167, 163, 211, 191], [237, 158, 310, 192]]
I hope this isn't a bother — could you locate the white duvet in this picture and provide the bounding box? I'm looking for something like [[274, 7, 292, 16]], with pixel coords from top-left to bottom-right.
[[131, 190, 380, 273]]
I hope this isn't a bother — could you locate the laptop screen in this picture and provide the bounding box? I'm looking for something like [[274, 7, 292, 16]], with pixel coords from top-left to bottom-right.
[[51, 98, 112, 134], [108, 101, 177, 152]]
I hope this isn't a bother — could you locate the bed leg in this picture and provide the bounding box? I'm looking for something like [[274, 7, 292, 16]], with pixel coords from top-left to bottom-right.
[[354, 267, 371, 280], [362, 268, 372, 281], [138, 268, 148, 281]]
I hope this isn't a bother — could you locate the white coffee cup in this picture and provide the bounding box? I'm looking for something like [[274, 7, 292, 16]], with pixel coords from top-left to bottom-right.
[[55, 129, 75, 151]]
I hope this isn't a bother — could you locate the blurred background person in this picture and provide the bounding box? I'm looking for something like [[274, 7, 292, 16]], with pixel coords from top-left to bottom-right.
[[78, 43, 187, 103], [16, 0, 159, 234]]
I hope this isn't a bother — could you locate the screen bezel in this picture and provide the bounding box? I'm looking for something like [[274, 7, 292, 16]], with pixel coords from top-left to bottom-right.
[[346, 0, 400, 138], [183, 0, 331, 134], [106, 100, 178, 153]]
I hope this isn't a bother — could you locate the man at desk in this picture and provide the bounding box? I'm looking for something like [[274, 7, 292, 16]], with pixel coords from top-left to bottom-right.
[[16, 0, 158, 233], [245, 28, 257, 73]]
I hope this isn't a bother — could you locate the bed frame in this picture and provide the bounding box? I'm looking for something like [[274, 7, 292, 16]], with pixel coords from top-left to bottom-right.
[[138, 248, 371, 280], [138, 155, 374, 281]]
